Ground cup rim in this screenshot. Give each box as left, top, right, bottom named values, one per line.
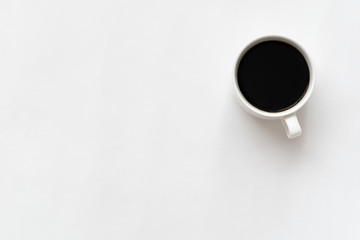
left=234, top=35, right=315, bottom=119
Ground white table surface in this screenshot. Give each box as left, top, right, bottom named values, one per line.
left=1, top=0, right=360, bottom=239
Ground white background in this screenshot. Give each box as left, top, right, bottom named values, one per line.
left=1, top=0, right=360, bottom=239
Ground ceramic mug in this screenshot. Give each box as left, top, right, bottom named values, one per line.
left=233, top=36, right=315, bottom=139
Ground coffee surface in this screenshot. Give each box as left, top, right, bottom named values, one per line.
left=237, top=40, right=310, bottom=112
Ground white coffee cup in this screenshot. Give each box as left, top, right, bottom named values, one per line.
left=233, top=36, right=315, bottom=139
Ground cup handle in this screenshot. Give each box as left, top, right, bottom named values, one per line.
left=281, top=114, right=302, bottom=139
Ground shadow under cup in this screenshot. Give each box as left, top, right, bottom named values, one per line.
left=236, top=40, right=310, bottom=113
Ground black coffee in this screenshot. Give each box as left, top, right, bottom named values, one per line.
left=237, top=40, right=309, bottom=112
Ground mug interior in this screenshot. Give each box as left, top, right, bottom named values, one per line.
left=234, top=36, right=314, bottom=119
